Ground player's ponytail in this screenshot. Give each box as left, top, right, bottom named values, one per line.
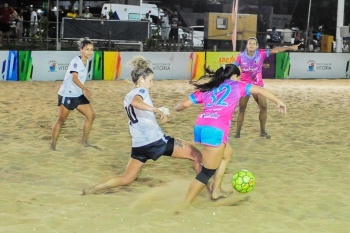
left=191, top=64, right=240, bottom=92
left=129, top=56, right=154, bottom=84
left=77, top=37, right=93, bottom=49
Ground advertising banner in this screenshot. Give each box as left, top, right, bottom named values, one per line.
left=103, top=52, right=205, bottom=80
left=206, top=52, right=239, bottom=70
left=0, top=50, right=18, bottom=81
left=18, top=51, right=101, bottom=81
left=287, top=53, right=350, bottom=79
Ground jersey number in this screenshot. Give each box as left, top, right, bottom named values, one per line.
left=125, top=105, right=138, bottom=124
left=206, top=84, right=231, bottom=107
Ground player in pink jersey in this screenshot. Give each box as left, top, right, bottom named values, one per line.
left=234, top=37, right=299, bottom=139
left=175, top=64, right=286, bottom=207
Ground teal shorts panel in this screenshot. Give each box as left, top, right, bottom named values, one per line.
left=194, top=125, right=224, bottom=147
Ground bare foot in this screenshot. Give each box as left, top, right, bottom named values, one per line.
left=233, top=134, right=240, bottom=138
left=260, top=132, right=271, bottom=139
left=211, top=190, right=233, bottom=200
left=174, top=201, right=191, bottom=215
left=82, top=186, right=97, bottom=195
left=82, top=142, right=100, bottom=150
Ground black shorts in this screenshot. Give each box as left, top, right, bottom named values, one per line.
left=58, top=95, right=90, bottom=110
left=131, top=136, right=175, bottom=163
left=0, top=23, right=11, bottom=33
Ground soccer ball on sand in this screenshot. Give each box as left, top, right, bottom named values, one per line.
left=232, top=169, right=255, bottom=193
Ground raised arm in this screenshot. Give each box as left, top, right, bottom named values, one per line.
left=174, top=98, right=193, bottom=112
left=269, top=43, right=300, bottom=54
left=249, top=86, right=287, bottom=114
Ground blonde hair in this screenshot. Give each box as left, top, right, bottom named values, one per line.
left=128, top=56, right=153, bottom=84
left=77, top=37, right=93, bottom=49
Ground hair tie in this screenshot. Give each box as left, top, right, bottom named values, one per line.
left=222, top=64, right=226, bottom=70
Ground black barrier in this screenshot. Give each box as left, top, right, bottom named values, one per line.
left=62, top=18, right=150, bottom=41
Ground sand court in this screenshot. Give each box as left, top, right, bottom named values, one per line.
left=0, top=79, right=349, bottom=232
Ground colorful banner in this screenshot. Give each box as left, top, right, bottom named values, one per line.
left=189, top=52, right=206, bottom=80
left=103, top=52, right=205, bottom=80
left=103, top=51, right=121, bottom=81
left=206, top=52, right=239, bottom=71
left=17, top=51, right=101, bottom=81
left=19, top=51, right=33, bottom=81
left=91, top=51, right=103, bottom=80
left=275, top=52, right=290, bottom=79
left=1, top=50, right=18, bottom=81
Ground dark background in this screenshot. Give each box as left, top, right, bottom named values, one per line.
left=3, top=0, right=350, bottom=36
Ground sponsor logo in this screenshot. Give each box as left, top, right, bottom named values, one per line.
left=307, top=60, right=332, bottom=72
left=49, top=60, right=56, bottom=72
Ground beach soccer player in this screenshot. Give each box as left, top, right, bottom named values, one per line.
left=50, top=37, right=95, bottom=151
left=234, top=37, right=299, bottom=139
left=175, top=64, right=286, bottom=207
left=82, top=56, right=202, bottom=195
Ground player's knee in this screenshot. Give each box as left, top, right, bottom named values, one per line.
left=196, top=166, right=216, bottom=185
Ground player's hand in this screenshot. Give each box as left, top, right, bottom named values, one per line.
left=276, top=102, right=287, bottom=114
left=84, top=88, right=93, bottom=99
left=290, top=43, right=301, bottom=51
left=157, top=110, right=168, bottom=123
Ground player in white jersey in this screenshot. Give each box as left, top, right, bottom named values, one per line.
left=82, top=56, right=202, bottom=195
left=50, top=38, right=95, bottom=151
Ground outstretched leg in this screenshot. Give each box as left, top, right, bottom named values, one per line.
left=183, top=144, right=225, bottom=207
left=82, top=158, right=144, bottom=195
left=234, top=96, right=250, bottom=138
left=210, top=143, right=233, bottom=200
left=171, top=138, right=202, bottom=173
left=50, top=105, right=70, bottom=151
left=253, top=94, right=270, bottom=139
left=77, top=104, right=96, bottom=147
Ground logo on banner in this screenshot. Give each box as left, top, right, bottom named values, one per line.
left=218, top=56, right=235, bottom=64
left=307, top=60, right=315, bottom=72
left=307, top=60, right=332, bottom=72
left=49, top=61, right=57, bottom=72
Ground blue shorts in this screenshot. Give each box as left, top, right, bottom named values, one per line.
left=131, top=136, right=175, bottom=163
left=194, top=125, right=226, bottom=147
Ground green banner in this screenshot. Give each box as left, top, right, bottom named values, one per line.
left=19, top=51, right=33, bottom=81
left=275, top=52, right=290, bottom=79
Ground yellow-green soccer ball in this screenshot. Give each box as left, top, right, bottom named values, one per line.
left=232, top=169, right=255, bottom=193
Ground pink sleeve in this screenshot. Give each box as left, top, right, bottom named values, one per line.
left=259, top=49, right=268, bottom=59
left=234, top=53, right=241, bottom=66
left=189, top=91, right=203, bottom=104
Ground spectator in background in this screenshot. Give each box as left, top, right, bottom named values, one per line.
left=66, top=6, right=77, bottom=18
left=0, top=3, right=15, bottom=46
left=168, top=10, right=180, bottom=43
left=16, top=9, right=24, bottom=39
left=268, top=27, right=281, bottom=48
left=257, top=14, right=267, bottom=49
left=80, top=7, right=93, bottom=18
left=281, top=24, right=293, bottom=44
left=160, top=11, right=170, bottom=41
left=29, top=6, right=38, bottom=36
left=142, top=12, right=152, bottom=23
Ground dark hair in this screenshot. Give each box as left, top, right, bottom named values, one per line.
left=129, top=56, right=154, bottom=84
left=191, top=64, right=241, bottom=92
left=77, top=37, right=93, bottom=49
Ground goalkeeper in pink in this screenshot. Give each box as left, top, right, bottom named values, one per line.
left=175, top=64, right=286, bottom=207
left=234, top=37, right=299, bottom=139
